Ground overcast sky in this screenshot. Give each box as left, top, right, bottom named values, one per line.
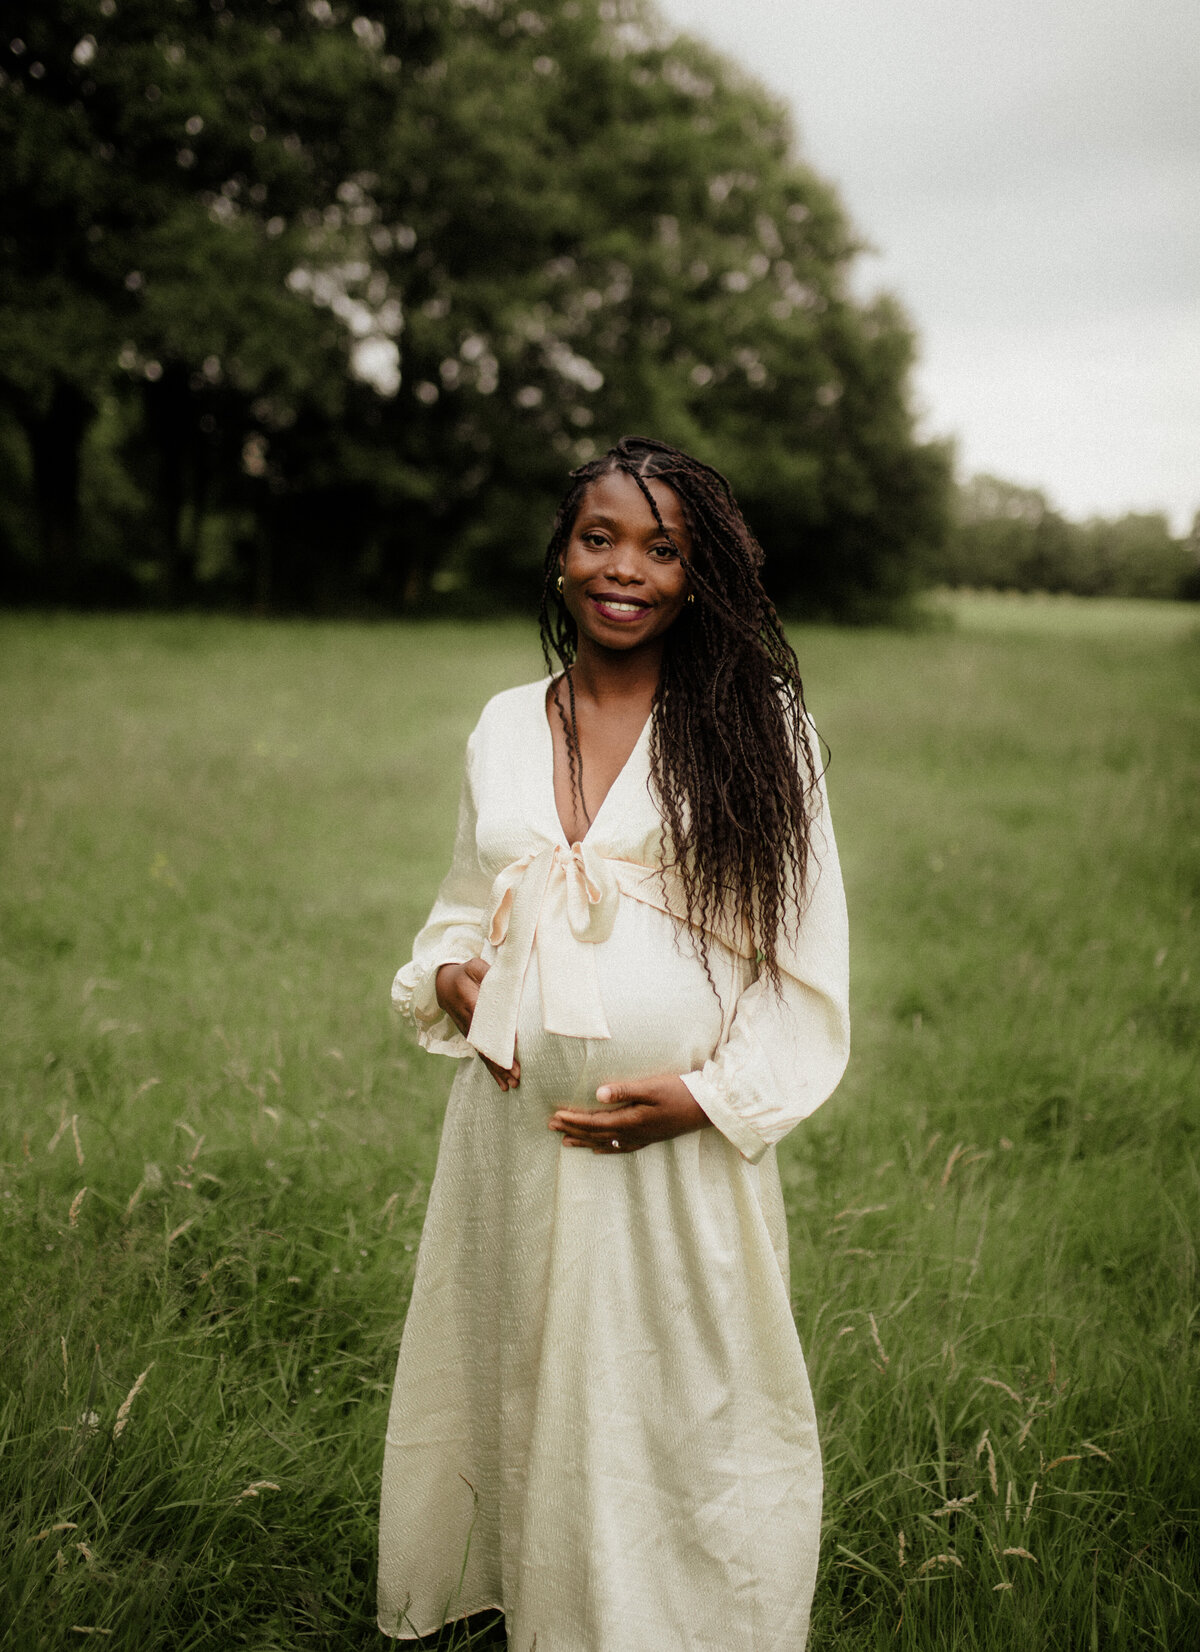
left=657, top=0, right=1200, bottom=531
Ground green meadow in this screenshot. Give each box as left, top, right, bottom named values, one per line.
left=1, top=598, right=1197, bottom=1650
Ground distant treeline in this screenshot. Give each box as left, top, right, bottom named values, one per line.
left=1, top=0, right=950, bottom=619
left=936, top=476, right=1199, bottom=602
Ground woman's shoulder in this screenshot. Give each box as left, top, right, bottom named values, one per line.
left=469, top=677, right=550, bottom=743
left=477, top=676, right=549, bottom=721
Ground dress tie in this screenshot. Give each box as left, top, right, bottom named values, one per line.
left=467, top=841, right=620, bottom=1070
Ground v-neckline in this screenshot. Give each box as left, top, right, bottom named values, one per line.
left=540, top=678, right=652, bottom=848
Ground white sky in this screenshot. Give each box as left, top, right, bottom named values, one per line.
left=657, top=0, right=1200, bottom=531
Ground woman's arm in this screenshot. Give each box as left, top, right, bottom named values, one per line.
left=392, top=727, right=493, bottom=1057
left=682, top=757, right=850, bottom=1160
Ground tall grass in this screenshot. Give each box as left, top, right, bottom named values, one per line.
left=0, top=603, right=1196, bottom=1649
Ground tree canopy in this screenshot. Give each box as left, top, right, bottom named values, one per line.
left=2, top=0, right=950, bottom=616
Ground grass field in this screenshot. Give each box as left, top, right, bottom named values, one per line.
left=1, top=600, right=1197, bottom=1650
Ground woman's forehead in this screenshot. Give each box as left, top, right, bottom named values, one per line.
left=577, top=471, right=690, bottom=537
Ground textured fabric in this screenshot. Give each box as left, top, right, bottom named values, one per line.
left=379, top=679, right=850, bottom=1649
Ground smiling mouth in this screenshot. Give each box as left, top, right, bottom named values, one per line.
left=589, top=594, right=649, bottom=618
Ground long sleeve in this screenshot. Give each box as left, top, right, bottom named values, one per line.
left=391, top=729, right=491, bottom=1057
left=680, top=762, right=850, bottom=1164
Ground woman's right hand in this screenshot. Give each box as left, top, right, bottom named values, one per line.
left=435, top=959, right=521, bottom=1091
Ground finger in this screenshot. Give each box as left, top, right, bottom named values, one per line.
left=550, top=1106, right=647, bottom=1134
left=482, top=1056, right=517, bottom=1091
left=594, top=1083, right=630, bottom=1108
left=462, top=957, right=490, bottom=983
left=594, top=1085, right=661, bottom=1113
left=558, top=1133, right=641, bottom=1153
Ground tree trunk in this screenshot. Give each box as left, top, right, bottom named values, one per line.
left=25, top=380, right=93, bottom=595
left=144, top=365, right=196, bottom=605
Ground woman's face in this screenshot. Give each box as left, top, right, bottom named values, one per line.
left=559, top=471, right=692, bottom=655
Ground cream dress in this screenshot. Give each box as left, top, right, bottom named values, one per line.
left=379, top=679, right=850, bottom=1651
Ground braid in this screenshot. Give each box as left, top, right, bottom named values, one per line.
left=538, top=437, right=821, bottom=983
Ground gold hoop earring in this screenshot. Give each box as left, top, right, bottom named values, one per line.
left=686, top=592, right=695, bottom=606
left=556, top=574, right=564, bottom=595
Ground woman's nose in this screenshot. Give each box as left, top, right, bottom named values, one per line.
left=604, top=540, right=644, bottom=581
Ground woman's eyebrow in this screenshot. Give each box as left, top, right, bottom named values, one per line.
left=578, top=511, right=682, bottom=537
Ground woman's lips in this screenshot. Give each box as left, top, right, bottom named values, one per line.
left=588, top=593, right=650, bottom=623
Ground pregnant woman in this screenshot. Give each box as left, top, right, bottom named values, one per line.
left=379, top=437, right=850, bottom=1650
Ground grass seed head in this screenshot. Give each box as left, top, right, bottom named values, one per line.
left=916, top=1553, right=963, bottom=1575
left=976, top=1428, right=998, bottom=1495
left=933, top=1493, right=979, bottom=1516
left=940, top=1141, right=967, bottom=1187
left=981, top=1375, right=1024, bottom=1405
left=112, top=1365, right=153, bottom=1440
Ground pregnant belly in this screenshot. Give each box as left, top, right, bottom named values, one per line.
left=514, top=899, right=732, bottom=1104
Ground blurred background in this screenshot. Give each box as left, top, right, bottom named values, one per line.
left=3, top=0, right=1197, bottom=620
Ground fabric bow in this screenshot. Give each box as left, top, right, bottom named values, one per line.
left=467, top=840, right=620, bottom=1070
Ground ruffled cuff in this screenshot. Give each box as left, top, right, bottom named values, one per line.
left=680, top=1067, right=771, bottom=1164
left=391, top=958, right=476, bottom=1059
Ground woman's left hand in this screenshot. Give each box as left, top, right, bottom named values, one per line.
left=549, top=1074, right=711, bottom=1154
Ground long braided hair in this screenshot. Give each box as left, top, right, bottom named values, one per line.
left=538, top=436, right=821, bottom=982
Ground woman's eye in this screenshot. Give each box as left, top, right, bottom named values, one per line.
left=650, top=543, right=678, bottom=559
left=581, top=532, right=608, bottom=548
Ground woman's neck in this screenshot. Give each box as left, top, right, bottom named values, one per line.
left=569, top=636, right=665, bottom=711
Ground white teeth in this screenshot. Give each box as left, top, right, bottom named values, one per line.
left=598, top=599, right=643, bottom=612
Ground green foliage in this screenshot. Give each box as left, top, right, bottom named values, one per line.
left=934, top=475, right=1200, bottom=600
left=0, top=0, right=948, bottom=617
left=0, top=604, right=1197, bottom=1647
left=0, top=0, right=440, bottom=597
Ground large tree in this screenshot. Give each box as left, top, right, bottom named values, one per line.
left=351, top=0, right=949, bottom=614
left=0, top=0, right=438, bottom=597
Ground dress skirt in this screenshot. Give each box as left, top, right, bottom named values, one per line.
left=378, top=897, right=823, bottom=1651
